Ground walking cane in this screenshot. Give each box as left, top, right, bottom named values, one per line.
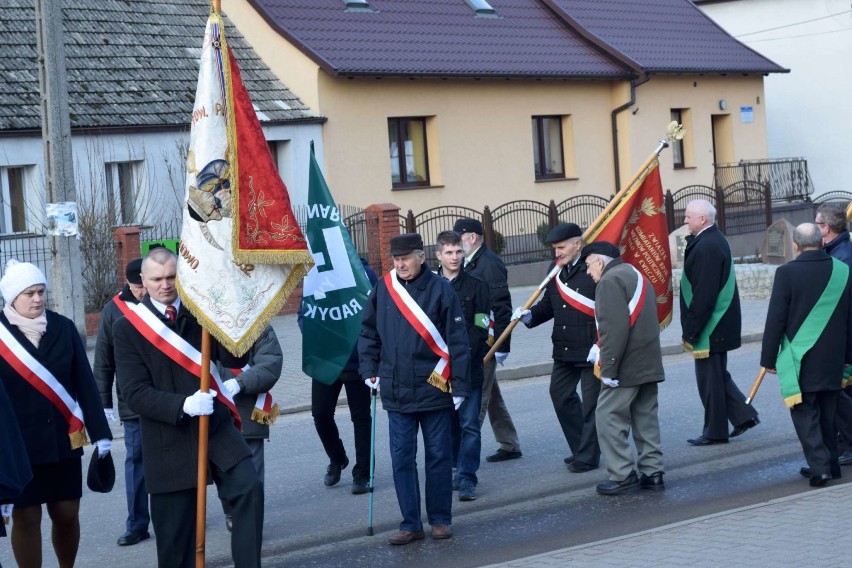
left=367, top=386, right=378, bottom=536
left=745, top=367, right=767, bottom=405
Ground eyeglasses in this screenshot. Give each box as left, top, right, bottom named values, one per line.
left=815, top=221, right=827, bottom=226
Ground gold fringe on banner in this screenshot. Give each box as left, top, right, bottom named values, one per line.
left=427, top=371, right=452, bottom=393
left=251, top=403, right=280, bottom=425
left=784, top=393, right=803, bottom=408
left=69, top=428, right=89, bottom=450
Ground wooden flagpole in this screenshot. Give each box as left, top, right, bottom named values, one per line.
left=195, top=329, right=212, bottom=568
left=195, top=6, right=220, bottom=567
left=745, top=367, right=767, bottom=406
left=484, top=122, right=684, bottom=364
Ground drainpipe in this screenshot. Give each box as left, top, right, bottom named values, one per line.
left=611, top=75, right=651, bottom=194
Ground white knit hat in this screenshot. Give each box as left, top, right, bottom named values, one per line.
left=0, top=259, right=47, bottom=305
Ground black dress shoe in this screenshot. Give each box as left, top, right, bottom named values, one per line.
left=800, top=467, right=841, bottom=480
left=730, top=418, right=760, bottom=438
left=838, top=450, right=852, bottom=466
left=566, top=460, right=598, bottom=473
left=485, top=449, right=522, bottom=462
left=564, top=455, right=576, bottom=465
left=323, top=456, right=349, bottom=487
left=596, top=471, right=639, bottom=495
left=640, top=471, right=665, bottom=491
left=117, top=530, right=150, bottom=546
left=687, top=436, right=728, bottom=446
left=810, top=473, right=831, bottom=487
left=351, top=478, right=369, bottom=495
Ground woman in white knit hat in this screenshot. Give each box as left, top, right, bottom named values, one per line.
left=0, top=259, right=112, bottom=567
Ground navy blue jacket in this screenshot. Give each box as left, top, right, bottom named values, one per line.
left=359, top=267, right=471, bottom=413
left=824, top=231, right=852, bottom=266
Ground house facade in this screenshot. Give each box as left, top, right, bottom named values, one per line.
left=223, top=0, right=785, bottom=215
left=695, top=0, right=851, bottom=196
left=0, top=0, right=324, bottom=238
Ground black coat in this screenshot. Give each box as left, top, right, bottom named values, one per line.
left=113, top=297, right=250, bottom=494
left=760, top=250, right=852, bottom=392
left=528, top=259, right=596, bottom=363
left=824, top=231, right=852, bottom=266
left=680, top=225, right=742, bottom=353
left=0, top=310, right=112, bottom=466
left=93, top=285, right=140, bottom=420
left=464, top=244, right=513, bottom=353
left=438, top=268, right=490, bottom=389
left=359, top=267, right=471, bottom=413
left=0, top=377, right=31, bottom=505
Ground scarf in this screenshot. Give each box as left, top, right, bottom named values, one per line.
left=3, top=305, right=47, bottom=347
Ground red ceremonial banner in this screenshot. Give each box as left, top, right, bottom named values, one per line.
left=226, top=48, right=308, bottom=263
left=587, top=161, right=673, bottom=328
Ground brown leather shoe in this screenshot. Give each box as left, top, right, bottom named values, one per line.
left=387, top=530, right=425, bottom=545
left=431, top=524, right=453, bottom=539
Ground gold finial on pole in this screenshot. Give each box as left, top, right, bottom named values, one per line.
left=212, top=0, right=221, bottom=14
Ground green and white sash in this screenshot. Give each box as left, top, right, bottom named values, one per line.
left=681, top=257, right=736, bottom=358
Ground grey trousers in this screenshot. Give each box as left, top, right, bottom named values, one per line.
left=596, top=382, right=664, bottom=481
left=479, top=358, right=521, bottom=452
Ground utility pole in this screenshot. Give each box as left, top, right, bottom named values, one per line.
left=34, top=0, right=86, bottom=340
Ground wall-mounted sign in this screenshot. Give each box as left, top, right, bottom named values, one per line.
left=740, top=106, right=754, bottom=123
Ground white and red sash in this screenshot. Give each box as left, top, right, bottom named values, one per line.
left=120, top=300, right=242, bottom=429
left=228, top=364, right=280, bottom=425
left=0, top=322, right=88, bottom=449
left=591, top=265, right=647, bottom=377
left=554, top=268, right=595, bottom=317
left=384, top=270, right=452, bottom=392
left=486, top=310, right=495, bottom=346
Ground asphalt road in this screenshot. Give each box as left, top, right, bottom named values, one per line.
left=2, top=342, right=844, bottom=568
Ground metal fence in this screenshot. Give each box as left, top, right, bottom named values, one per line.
left=664, top=182, right=772, bottom=235
left=714, top=158, right=813, bottom=203
left=813, top=191, right=852, bottom=208
left=0, top=233, right=53, bottom=308
left=292, top=203, right=372, bottom=263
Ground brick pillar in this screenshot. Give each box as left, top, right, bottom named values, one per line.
left=365, top=203, right=402, bottom=275
left=113, top=225, right=143, bottom=288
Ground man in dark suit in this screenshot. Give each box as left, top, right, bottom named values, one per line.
left=761, top=223, right=852, bottom=486
left=514, top=223, right=600, bottom=472
left=681, top=199, right=759, bottom=446
left=113, top=248, right=262, bottom=568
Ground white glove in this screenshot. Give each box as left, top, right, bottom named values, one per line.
left=511, top=308, right=532, bottom=325
left=453, top=396, right=465, bottom=411
left=601, top=377, right=620, bottom=388
left=365, top=377, right=380, bottom=391
left=1, top=503, right=12, bottom=520
left=223, top=378, right=241, bottom=397
left=94, top=438, right=112, bottom=458
left=495, top=352, right=509, bottom=366
left=586, top=344, right=600, bottom=365
left=183, top=389, right=218, bottom=417
left=104, top=408, right=116, bottom=422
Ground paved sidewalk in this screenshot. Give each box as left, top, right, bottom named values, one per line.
left=485, top=482, right=852, bottom=567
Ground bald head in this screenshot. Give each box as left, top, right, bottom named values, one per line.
left=793, top=223, right=823, bottom=252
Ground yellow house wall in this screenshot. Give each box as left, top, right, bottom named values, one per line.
left=317, top=75, right=621, bottom=212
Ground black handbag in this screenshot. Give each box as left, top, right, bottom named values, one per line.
left=86, top=447, right=115, bottom=493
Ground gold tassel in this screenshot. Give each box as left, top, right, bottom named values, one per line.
left=486, top=336, right=494, bottom=347
left=251, top=403, right=280, bottom=425
left=784, top=393, right=803, bottom=408
left=593, top=363, right=601, bottom=379
left=68, top=428, right=89, bottom=450
left=843, top=378, right=850, bottom=389
left=427, top=371, right=452, bottom=393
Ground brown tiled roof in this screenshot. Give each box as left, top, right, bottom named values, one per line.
left=547, top=0, right=787, bottom=74
left=246, top=0, right=633, bottom=79
left=0, top=0, right=320, bottom=132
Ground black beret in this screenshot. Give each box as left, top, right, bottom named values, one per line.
left=453, top=218, right=483, bottom=235
left=87, top=447, right=115, bottom=493
left=125, top=258, right=143, bottom=285
left=390, top=233, right=424, bottom=256
left=545, top=223, right=582, bottom=244
left=581, top=241, right=621, bottom=259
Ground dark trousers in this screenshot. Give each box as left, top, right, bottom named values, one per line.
left=451, top=386, right=483, bottom=485
left=221, top=438, right=264, bottom=517
left=694, top=352, right=758, bottom=440
left=791, top=391, right=840, bottom=478
left=550, top=361, right=600, bottom=465
left=834, top=387, right=852, bottom=452
left=311, top=372, right=372, bottom=481
left=387, top=408, right=453, bottom=532
left=122, top=418, right=150, bottom=533
left=150, top=457, right=263, bottom=568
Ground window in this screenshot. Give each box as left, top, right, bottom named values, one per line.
left=532, top=116, right=565, bottom=180
left=105, top=161, right=141, bottom=225
left=670, top=109, right=685, bottom=168
left=388, top=117, right=430, bottom=188
left=0, top=166, right=30, bottom=234
left=267, top=140, right=280, bottom=172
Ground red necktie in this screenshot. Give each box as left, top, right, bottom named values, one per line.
left=165, top=305, right=177, bottom=322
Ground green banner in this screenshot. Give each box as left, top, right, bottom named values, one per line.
left=301, top=142, right=373, bottom=385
